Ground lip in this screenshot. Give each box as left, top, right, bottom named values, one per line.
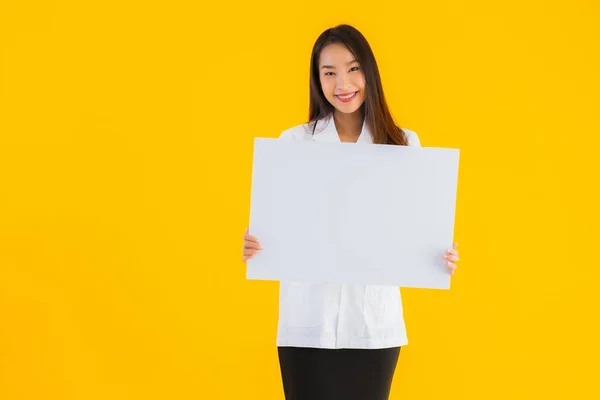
left=335, top=91, right=358, bottom=103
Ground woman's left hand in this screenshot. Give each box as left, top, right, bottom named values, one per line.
left=443, top=243, right=460, bottom=275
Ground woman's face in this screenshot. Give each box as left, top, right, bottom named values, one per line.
left=318, top=43, right=366, bottom=114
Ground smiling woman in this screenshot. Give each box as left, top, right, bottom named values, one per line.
left=319, top=44, right=366, bottom=110
left=307, top=25, right=410, bottom=146
left=242, top=24, right=460, bottom=400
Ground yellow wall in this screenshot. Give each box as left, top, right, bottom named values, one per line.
left=1, top=1, right=599, bottom=399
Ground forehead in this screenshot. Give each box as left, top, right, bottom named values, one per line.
left=319, top=43, right=357, bottom=66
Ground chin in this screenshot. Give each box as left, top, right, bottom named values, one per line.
left=334, top=102, right=365, bottom=115
left=328, top=98, right=365, bottom=115
left=335, top=107, right=360, bottom=114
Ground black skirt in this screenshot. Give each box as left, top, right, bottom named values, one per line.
left=277, top=346, right=400, bottom=400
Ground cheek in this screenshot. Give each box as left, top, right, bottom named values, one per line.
left=355, top=73, right=366, bottom=91
left=320, top=78, right=335, bottom=97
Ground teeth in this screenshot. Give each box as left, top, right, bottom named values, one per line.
left=338, top=92, right=355, bottom=99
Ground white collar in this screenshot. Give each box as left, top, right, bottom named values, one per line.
left=311, top=115, right=373, bottom=144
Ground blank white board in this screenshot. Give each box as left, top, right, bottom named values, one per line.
left=247, top=138, right=460, bottom=289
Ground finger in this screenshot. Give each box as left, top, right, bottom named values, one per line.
left=244, top=233, right=260, bottom=243
left=244, top=231, right=259, bottom=241
left=246, top=242, right=262, bottom=251
left=446, top=248, right=459, bottom=257
left=443, top=254, right=459, bottom=262
left=453, top=242, right=459, bottom=249
left=244, top=241, right=262, bottom=251
left=243, top=248, right=258, bottom=257
left=446, top=261, right=457, bottom=271
left=242, top=249, right=260, bottom=261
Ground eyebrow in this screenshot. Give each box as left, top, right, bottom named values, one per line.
left=321, top=59, right=358, bottom=69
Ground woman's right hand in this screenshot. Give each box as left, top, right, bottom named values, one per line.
left=242, top=228, right=262, bottom=262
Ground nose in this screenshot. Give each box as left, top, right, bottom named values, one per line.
left=336, top=72, right=351, bottom=90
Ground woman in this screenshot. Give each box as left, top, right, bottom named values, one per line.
left=242, top=24, right=460, bottom=400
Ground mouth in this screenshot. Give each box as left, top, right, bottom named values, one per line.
left=335, top=91, right=358, bottom=103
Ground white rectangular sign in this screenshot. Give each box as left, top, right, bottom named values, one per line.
left=247, top=138, right=460, bottom=289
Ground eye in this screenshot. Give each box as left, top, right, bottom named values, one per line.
left=324, top=71, right=335, bottom=76
left=349, top=66, right=360, bottom=72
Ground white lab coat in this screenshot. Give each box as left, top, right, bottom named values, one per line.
left=275, top=115, right=422, bottom=349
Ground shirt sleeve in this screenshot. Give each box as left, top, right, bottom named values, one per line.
left=278, top=128, right=297, bottom=140
left=404, top=129, right=421, bottom=147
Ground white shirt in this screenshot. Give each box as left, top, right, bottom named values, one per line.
left=275, top=115, right=422, bottom=349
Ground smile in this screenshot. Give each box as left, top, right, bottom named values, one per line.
left=335, top=92, right=358, bottom=103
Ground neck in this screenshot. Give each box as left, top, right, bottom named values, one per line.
left=333, top=109, right=363, bottom=142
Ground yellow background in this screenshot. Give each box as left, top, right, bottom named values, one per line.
left=1, top=0, right=599, bottom=399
